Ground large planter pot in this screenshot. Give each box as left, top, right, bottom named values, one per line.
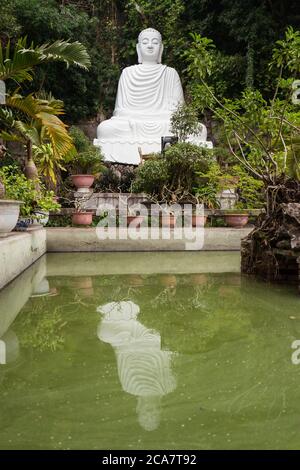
left=192, top=214, right=207, bottom=227
left=72, top=211, right=93, bottom=226
left=0, top=200, right=23, bottom=237
left=127, top=215, right=144, bottom=228
left=225, top=213, right=249, bottom=228
left=71, top=174, right=95, bottom=193
left=160, top=214, right=177, bottom=228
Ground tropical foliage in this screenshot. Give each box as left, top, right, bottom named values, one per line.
left=0, top=35, right=90, bottom=186
left=183, top=27, right=300, bottom=192
left=1, top=1, right=299, bottom=122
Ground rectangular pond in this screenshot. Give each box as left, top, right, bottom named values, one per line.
left=0, top=252, right=300, bottom=450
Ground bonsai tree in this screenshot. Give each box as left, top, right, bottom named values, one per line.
left=132, top=142, right=213, bottom=203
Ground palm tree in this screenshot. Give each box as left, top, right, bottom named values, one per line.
left=0, top=37, right=90, bottom=184
left=0, top=91, right=76, bottom=184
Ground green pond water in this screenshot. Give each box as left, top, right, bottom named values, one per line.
left=0, top=252, right=300, bottom=450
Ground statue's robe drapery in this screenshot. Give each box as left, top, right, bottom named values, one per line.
left=95, top=64, right=184, bottom=164
left=114, top=64, right=184, bottom=138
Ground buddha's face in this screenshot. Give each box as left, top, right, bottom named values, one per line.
left=137, top=31, right=163, bottom=64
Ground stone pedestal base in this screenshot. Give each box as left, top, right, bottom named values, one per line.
left=94, top=138, right=213, bottom=165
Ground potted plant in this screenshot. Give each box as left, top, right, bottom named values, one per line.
left=127, top=207, right=145, bottom=228
left=0, top=165, right=61, bottom=234
left=195, top=162, right=236, bottom=211
left=160, top=207, right=177, bottom=228
left=223, top=165, right=264, bottom=228
left=191, top=206, right=208, bottom=227
left=68, top=126, right=104, bottom=192
left=72, top=192, right=93, bottom=226
left=32, top=192, right=61, bottom=226
left=0, top=167, right=35, bottom=235
left=224, top=207, right=250, bottom=228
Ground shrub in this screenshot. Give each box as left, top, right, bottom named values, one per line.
left=132, top=143, right=213, bottom=203
left=68, top=126, right=104, bottom=175
left=0, top=165, right=60, bottom=217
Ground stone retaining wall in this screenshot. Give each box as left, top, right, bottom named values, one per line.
left=0, top=227, right=46, bottom=290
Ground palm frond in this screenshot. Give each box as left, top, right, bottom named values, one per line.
left=0, top=130, right=23, bottom=142
left=14, top=121, right=41, bottom=146
left=32, top=39, right=91, bottom=70
left=36, top=111, right=75, bottom=156
left=0, top=37, right=90, bottom=83
left=0, top=38, right=37, bottom=82
left=6, top=93, right=40, bottom=118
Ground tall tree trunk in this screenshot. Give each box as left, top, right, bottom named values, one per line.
left=111, top=0, right=117, bottom=64
left=246, top=41, right=255, bottom=89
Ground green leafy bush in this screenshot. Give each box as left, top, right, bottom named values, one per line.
left=0, top=165, right=60, bottom=217
left=170, top=104, right=202, bottom=142
left=195, top=162, right=264, bottom=209
left=132, top=159, right=169, bottom=198
left=132, top=143, right=213, bottom=202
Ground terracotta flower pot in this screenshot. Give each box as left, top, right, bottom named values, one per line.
left=127, top=215, right=144, bottom=228
left=192, top=214, right=207, bottom=227
left=71, top=174, right=95, bottom=192
left=160, top=214, right=177, bottom=228
left=72, top=212, right=93, bottom=225
left=225, top=214, right=249, bottom=228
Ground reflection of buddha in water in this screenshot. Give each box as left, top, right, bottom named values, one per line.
left=97, top=301, right=176, bottom=431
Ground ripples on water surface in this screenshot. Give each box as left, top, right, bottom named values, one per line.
left=0, top=252, right=299, bottom=450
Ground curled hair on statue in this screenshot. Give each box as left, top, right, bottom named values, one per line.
left=138, top=28, right=162, bottom=43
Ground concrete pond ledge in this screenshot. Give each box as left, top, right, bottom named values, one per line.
left=46, top=226, right=253, bottom=252
left=0, top=227, right=46, bottom=291
left=46, top=251, right=241, bottom=276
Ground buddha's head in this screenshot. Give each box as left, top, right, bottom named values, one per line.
left=137, top=28, right=163, bottom=65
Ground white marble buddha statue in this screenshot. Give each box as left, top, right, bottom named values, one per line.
left=94, top=28, right=211, bottom=165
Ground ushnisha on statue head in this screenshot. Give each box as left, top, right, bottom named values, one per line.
left=136, top=28, right=164, bottom=64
